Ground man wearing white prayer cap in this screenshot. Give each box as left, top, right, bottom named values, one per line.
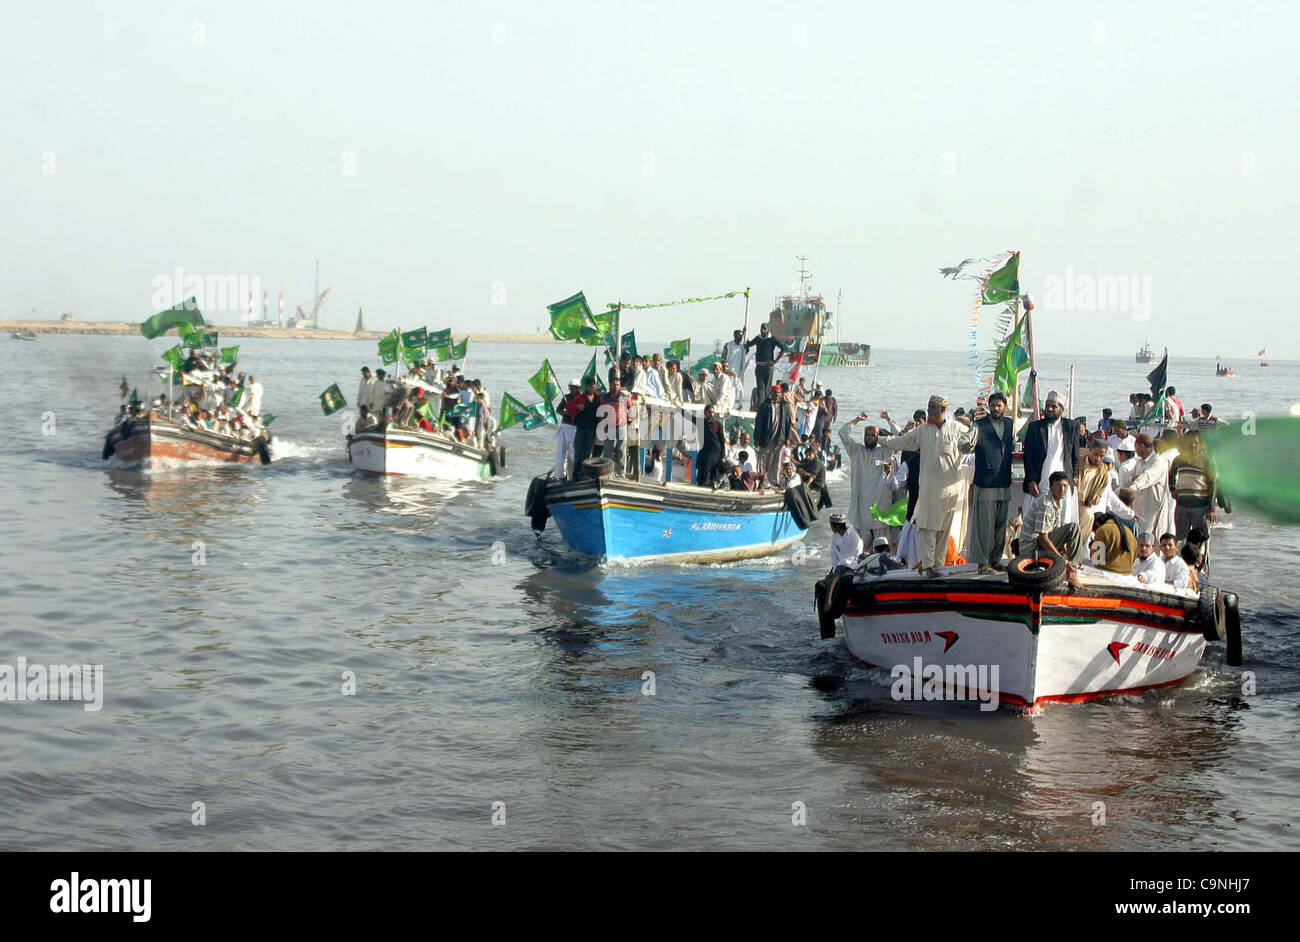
left=1022, top=388, right=1079, bottom=528
left=829, top=512, right=864, bottom=569
left=553, top=378, right=583, bottom=479
left=878, top=393, right=976, bottom=576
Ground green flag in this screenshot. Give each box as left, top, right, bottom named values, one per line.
left=577, top=310, right=616, bottom=346
left=229, top=385, right=243, bottom=408
left=261, top=413, right=276, bottom=426
left=198, top=330, right=218, bottom=348
left=664, top=338, right=691, bottom=361
left=141, top=299, right=204, bottom=339
left=619, top=330, right=638, bottom=358
left=377, top=330, right=400, bottom=364
left=498, top=392, right=530, bottom=430
left=581, top=351, right=607, bottom=392
left=428, top=342, right=452, bottom=362
left=870, top=498, right=909, bottom=527
left=522, top=401, right=557, bottom=429
left=221, top=345, right=240, bottom=364
left=401, top=326, right=428, bottom=349
left=528, top=359, right=562, bottom=403
left=319, top=383, right=346, bottom=415
left=993, top=315, right=1030, bottom=396
left=119, top=375, right=130, bottom=399
left=446, top=337, right=468, bottom=361
left=982, top=253, right=1020, bottom=305
left=161, top=345, right=185, bottom=371
left=452, top=400, right=480, bottom=420
left=177, top=321, right=204, bottom=346
left=417, top=401, right=433, bottom=421
left=689, top=350, right=722, bottom=375
left=547, top=291, right=594, bottom=341
left=426, top=328, right=452, bottom=348
left=401, top=343, right=424, bottom=364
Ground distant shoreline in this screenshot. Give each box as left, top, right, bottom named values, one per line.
left=0, top=319, right=554, bottom=343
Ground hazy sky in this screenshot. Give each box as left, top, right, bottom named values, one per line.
left=3, top=1, right=1296, bottom=357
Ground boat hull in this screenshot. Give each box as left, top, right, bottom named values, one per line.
left=834, top=571, right=1208, bottom=708
left=347, top=429, right=494, bottom=480
left=109, top=416, right=267, bottom=467
left=540, top=475, right=808, bottom=563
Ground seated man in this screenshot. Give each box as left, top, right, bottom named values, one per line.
left=1088, top=511, right=1137, bottom=574
left=829, top=513, right=863, bottom=570
left=1023, top=471, right=1085, bottom=584
left=1131, top=531, right=1164, bottom=585
left=1160, top=532, right=1192, bottom=588
left=727, top=462, right=748, bottom=491
left=356, top=406, right=378, bottom=430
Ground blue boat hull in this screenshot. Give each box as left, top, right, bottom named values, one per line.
left=538, top=475, right=809, bottom=563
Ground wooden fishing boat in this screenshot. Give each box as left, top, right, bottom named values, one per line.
left=347, top=425, right=503, bottom=479
left=104, top=413, right=272, bottom=467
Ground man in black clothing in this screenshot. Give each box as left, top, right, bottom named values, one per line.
left=696, top=405, right=726, bottom=487
left=1022, top=390, right=1079, bottom=497
left=754, top=384, right=791, bottom=484
left=901, top=409, right=925, bottom=520
left=744, top=324, right=787, bottom=392
left=572, top=378, right=602, bottom=470
left=970, top=390, right=1016, bottom=571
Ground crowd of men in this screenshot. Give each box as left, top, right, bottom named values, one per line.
left=830, top=384, right=1228, bottom=591
left=120, top=349, right=268, bottom=440
left=352, top=361, right=494, bottom=445
left=549, top=323, right=841, bottom=493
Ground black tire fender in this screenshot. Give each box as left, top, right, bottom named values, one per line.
left=815, top=569, right=854, bottom=639
left=1006, top=552, right=1067, bottom=590
left=1199, top=586, right=1224, bottom=642
left=525, top=475, right=550, bottom=532
left=1222, top=591, right=1242, bottom=667
left=254, top=436, right=272, bottom=465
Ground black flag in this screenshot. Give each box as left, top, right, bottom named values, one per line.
left=1146, top=349, right=1168, bottom=398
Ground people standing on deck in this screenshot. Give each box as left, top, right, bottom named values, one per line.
left=571, top=378, right=601, bottom=471
left=244, top=375, right=263, bottom=418
left=704, top=361, right=729, bottom=414
left=745, top=323, right=787, bottom=392
left=877, top=395, right=976, bottom=578
left=1164, top=387, right=1184, bottom=427
left=723, top=329, right=748, bottom=406
left=754, top=384, right=792, bottom=485
left=839, top=410, right=899, bottom=547
left=897, top=409, right=926, bottom=521
left=665, top=360, right=685, bottom=403
left=1022, top=390, right=1078, bottom=524
left=357, top=367, right=375, bottom=414
left=1170, top=431, right=1221, bottom=538
left=1128, top=432, right=1174, bottom=538
left=554, top=379, right=582, bottom=479
left=829, top=512, right=864, bottom=569
left=693, top=370, right=709, bottom=405
left=597, top=376, right=630, bottom=473
left=969, top=390, right=1016, bottom=572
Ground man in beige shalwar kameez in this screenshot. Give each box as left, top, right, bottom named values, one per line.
left=878, top=394, right=976, bottom=576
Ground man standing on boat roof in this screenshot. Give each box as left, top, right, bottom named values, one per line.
left=723, top=329, right=748, bottom=408
left=839, top=409, right=899, bottom=548
left=877, top=395, right=976, bottom=577
left=744, top=324, right=787, bottom=392
left=969, top=390, right=1016, bottom=573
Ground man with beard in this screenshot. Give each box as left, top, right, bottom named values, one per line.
left=1022, top=389, right=1079, bottom=524
left=1129, top=432, right=1175, bottom=538
left=969, top=390, right=1015, bottom=572
left=839, top=410, right=900, bottom=546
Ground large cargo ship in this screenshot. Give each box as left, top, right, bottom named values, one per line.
left=767, top=258, right=870, bottom=367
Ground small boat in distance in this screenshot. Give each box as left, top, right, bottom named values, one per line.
left=1135, top=339, right=1153, bottom=363
left=9, top=330, right=38, bottom=341
left=769, top=258, right=871, bottom=367
left=1259, top=348, right=1269, bottom=367
left=1216, top=359, right=1235, bottom=377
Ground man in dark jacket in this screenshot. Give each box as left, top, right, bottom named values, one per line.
left=1022, top=390, right=1078, bottom=498
left=753, top=384, right=791, bottom=485
left=901, top=409, right=925, bottom=520
left=970, top=391, right=1016, bottom=570
left=572, top=378, right=602, bottom=470
left=695, top=406, right=726, bottom=487
left=744, top=324, right=787, bottom=391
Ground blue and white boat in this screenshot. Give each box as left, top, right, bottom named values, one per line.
left=528, top=473, right=812, bottom=563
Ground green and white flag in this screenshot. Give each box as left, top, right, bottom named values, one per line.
left=446, top=336, right=468, bottom=361
left=220, top=345, right=240, bottom=365
left=528, top=359, right=562, bottom=403
left=377, top=330, right=400, bottom=364
left=229, top=385, right=243, bottom=408
left=141, top=298, right=204, bottom=339
left=319, top=383, right=346, bottom=415
left=401, top=326, right=428, bottom=350
left=522, top=402, right=556, bottom=429
left=993, top=315, right=1030, bottom=396
left=497, top=392, right=530, bottom=430
left=177, top=321, right=204, bottom=347
left=664, top=338, right=691, bottom=361
left=161, top=345, right=185, bottom=371
left=547, top=291, right=594, bottom=342
left=577, top=310, right=615, bottom=346
left=619, top=330, right=638, bottom=359
left=261, top=413, right=276, bottom=426
left=426, top=328, right=452, bottom=349
left=581, top=351, right=607, bottom=392
left=982, top=253, right=1020, bottom=305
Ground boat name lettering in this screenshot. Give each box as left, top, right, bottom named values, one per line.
left=881, top=631, right=932, bottom=644
left=1130, top=641, right=1175, bottom=661
left=689, top=522, right=742, bottom=531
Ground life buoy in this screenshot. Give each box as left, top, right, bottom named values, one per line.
left=1005, top=552, right=1067, bottom=590
left=1222, top=591, right=1242, bottom=666
left=254, top=436, right=272, bottom=465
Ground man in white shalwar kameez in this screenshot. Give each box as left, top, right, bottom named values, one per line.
left=878, top=394, right=977, bottom=575
left=838, top=410, right=900, bottom=546
left=1128, top=432, right=1175, bottom=539
left=724, top=330, right=748, bottom=408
